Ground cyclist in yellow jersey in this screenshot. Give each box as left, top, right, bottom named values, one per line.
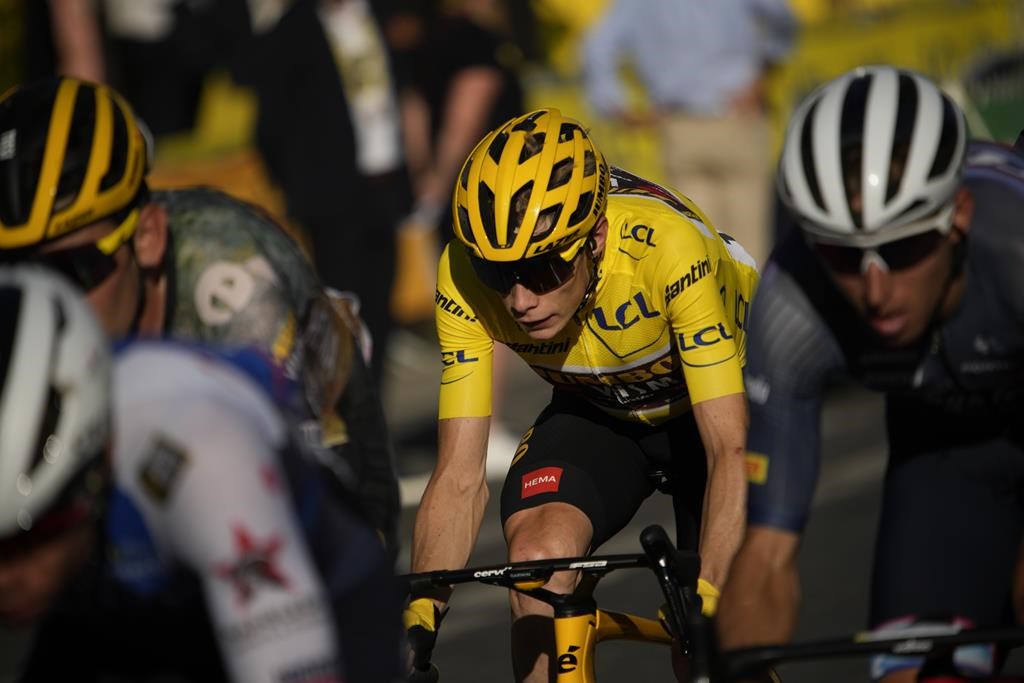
left=404, top=109, right=759, bottom=682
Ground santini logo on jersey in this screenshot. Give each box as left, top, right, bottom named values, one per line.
left=665, top=258, right=712, bottom=304
left=506, top=339, right=571, bottom=355
left=435, top=290, right=477, bottom=322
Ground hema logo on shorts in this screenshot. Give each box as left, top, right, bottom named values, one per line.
left=521, top=466, right=564, bottom=499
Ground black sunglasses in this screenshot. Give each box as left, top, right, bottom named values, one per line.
left=27, top=208, right=139, bottom=291
left=812, top=229, right=946, bottom=275
left=469, top=249, right=581, bottom=295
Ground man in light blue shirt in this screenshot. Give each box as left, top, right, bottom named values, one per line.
left=581, top=0, right=797, bottom=265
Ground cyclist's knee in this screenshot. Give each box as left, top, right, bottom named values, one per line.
left=505, top=503, right=592, bottom=561
left=742, top=525, right=800, bottom=564
left=505, top=503, right=592, bottom=600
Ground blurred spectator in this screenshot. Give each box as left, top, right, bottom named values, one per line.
left=101, top=0, right=253, bottom=136
left=12, top=0, right=105, bottom=86
left=16, top=0, right=410, bottom=383
left=390, top=0, right=534, bottom=474
left=581, top=0, right=798, bottom=266
left=392, top=0, right=526, bottom=246
left=237, top=0, right=413, bottom=383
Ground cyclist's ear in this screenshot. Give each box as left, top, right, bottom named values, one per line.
left=133, top=202, right=169, bottom=270
left=951, top=187, right=974, bottom=240
left=592, top=216, right=609, bottom=257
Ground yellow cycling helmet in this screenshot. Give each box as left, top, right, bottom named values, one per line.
left=453, top=108, right=610, bottom=262
left=0, top=77, right=149, bottom=250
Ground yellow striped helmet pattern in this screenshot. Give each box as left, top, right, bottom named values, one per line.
left=0, top=77, right=148, bottom=249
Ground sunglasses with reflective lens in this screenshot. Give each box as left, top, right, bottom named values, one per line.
left=812, top=229, right=946, bottom=275
left=469, top=249, right=580, bottom=295
left=31, top=208, right=140, bottom=291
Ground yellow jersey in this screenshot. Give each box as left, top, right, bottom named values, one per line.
left=435, top=167, right=759, bottom=425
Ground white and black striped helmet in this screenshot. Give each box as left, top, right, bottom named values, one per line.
left=0, top=266, right=110, bottom=538
left=779, top=65, right=967, bottom=246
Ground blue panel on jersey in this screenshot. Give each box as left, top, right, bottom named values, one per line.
left=105, top=488, right=170, bottom=596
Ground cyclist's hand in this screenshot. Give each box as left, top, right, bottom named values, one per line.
left=404, top=597, right=445, bottom=680
left=697, top=578, right=720, bottom=617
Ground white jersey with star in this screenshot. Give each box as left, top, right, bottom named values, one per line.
left=111, top=343, right=343, bottom=683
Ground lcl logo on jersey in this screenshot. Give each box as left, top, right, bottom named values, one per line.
left=440, top=349, right=478, bottom=366
left=593, top=292, right=659, bottom=331
left=677, top=322, right=733, bottom=350
left=620, top=223, right=656, bottom=246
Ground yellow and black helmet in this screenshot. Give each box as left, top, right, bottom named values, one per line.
left=453, top=108, right=610, bottom=262
left=0, top=77, right=149, bottom=250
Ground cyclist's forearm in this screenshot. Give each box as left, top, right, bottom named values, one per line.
left=410, top=417, right=491, bottom=583
left=691, top=394, right=749, bottom=588
left=411, top=472, right=489, bottom=577
left=718, top=527, right=801, bottom=648
left=698, top=445, right=747, bottom=587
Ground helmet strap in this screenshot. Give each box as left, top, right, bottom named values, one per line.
left=922, top=227, right=968, bottom=340
left=572, top=234, right=602, bottom=323
left=126, top=240, right=146, bottom=337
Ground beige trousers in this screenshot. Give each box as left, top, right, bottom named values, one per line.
left=658, top=111, right=773, bottom=267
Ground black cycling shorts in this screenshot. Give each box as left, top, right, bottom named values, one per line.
left=870, top=394, right=1024, bottom=629
left=499, top=391, right=707, bottom=550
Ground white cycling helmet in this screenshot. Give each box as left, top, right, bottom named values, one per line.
left=779, top=65, right=967, bottom=247
left=0, top=266, right=111, bottom=539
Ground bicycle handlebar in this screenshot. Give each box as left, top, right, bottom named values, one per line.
left=400, top=553, right=668, bottom=594
left=401, top=525, right=1024, bottom=682
left=719, top=626, right=1024, bottom=682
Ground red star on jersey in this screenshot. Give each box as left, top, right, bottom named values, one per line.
left=214, top=525, right=289, bottom=605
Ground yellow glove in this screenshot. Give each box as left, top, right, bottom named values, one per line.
left=404, top=598, right=445, bottom=679
left=697, top=578, right=720, bottom=617
left=403, top=597, right=438, bottom=631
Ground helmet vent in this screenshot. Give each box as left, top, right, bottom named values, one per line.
left=531, top=204, right=562, bottom=242
left=799, top=99, right=826, bottom=213
left=479, top=183, right=498, bottom=245
left=28, top=386, right=62, bottom=475
left=28, top=295, right=66, bottom=474
left=519, top=133, right=545, bottom=163
left=558, top=123, right=577, bottom=143
left=548, top=158, right=573, bottom=190
left=459, top=161, right=471, bottom=190
left=100, top=100, right=129, bottom=192
left=568, top=191, right=593, bottom=226
left=457, top=205, right=475, bottom=244
left=927, top=99, right=961, bottom=181
left=885, top=74, right=919, bottom=203
left=488, top=132, right=509, bottom=164
left=511, top=111, right=544, bottom=132
left=840, top=74, right=873, bottom=228
left=54, top=86, right=98, bottom=210
left=508, top=181, right=533, bottom=242
left=583, top=151, right=596, bottom=177
left=0, top=286, right=22, bottom=401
